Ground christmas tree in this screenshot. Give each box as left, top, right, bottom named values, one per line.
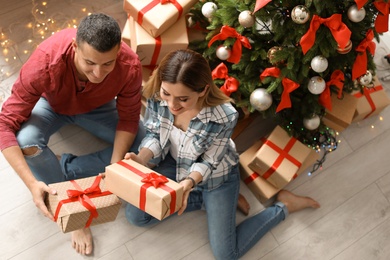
left=187, top=0, right=387, bottom=150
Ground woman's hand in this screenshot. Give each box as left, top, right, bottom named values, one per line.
left=177, top=179, right=194, bottom=215
left=124, top=152, right=148, bottom=167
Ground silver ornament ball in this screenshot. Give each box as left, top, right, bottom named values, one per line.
left=250, top=88, right=273, bottom=111
left=347, top=5, right=366, bottom=23
left=359, top=71, right=373, bottom=86
left=238, top=10, right=255, bottom=28
left=216, top=46, right=231, bottom=60
left=308, top=76, right=326, bottom=95
left=291, top=5, right=310, bottom=24
left=201, top=2, right=218, bottom=19
left=311, top=55, right=328, bottom=73
left=303, top=114, right=321, bottom=130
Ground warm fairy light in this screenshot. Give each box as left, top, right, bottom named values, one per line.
left=82, top=8, right=87, bottom=12
left=3, top=48, right=8, bottom=55
left=5, top=58, right=9, bottom=62
left=379, top=116, right=383, bottom=121
left=24, top=50, right=28, bottom=54
left=42, top=2, right=47, bottom=6
left=371, top=125, right=374, bottom=128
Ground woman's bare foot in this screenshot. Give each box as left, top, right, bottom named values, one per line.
left=277, top=190, right=320, bottom=213
left=237, top=193, right=250, bottom=216
left=71, top=228, right=93, bottom=255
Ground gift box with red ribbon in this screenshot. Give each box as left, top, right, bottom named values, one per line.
left=45, top=175, right=121, bottom=233
left=105, top=159, right=183, bottom=220
left=124, top=0, right=198, bottom=38
left=322, top=93, right=358, bottom=132
left=128, top=15, right=188, bottom=66
left=352, top=76, right=390, bottom=122
left=247, top=125, right=319, bottom=189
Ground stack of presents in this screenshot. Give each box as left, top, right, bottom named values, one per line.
left=45, top=1, right=390, bottom=232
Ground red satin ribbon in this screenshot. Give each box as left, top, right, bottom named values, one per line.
left=150, top=36, right=162, bottom=67
left=211, top=63, right=239, bottom=96
left=137, top=0, right=183, bottom=25
left=117, top=161, right=177, bottom=216
left=354, top=85, right=383, bottom=118
left=355, top=0, right=369, bottom=9
left=260, top=67, right=300, bottom=112
left=254, top=0, right=272, bottom=13
left=261, top=139, right=301, bottom=181
left=208, top=25, right=252, bottom=64
left=352, top=30, right=376, bottom=80
left=374, top=1, right=390, bottom=33
left=300, top=14, right=351, bottom=55
left=54, top=175, right=112, bottom=228
left=319, top=70, right=344, bottom=111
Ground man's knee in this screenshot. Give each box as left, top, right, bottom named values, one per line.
left=21, top=146, right=40, bottom=156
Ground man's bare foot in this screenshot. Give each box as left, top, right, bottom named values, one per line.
left=71, top=228, right=93, bottom=255
left=237, top=193, right=250, bottom=216
left=277, top=190, right=320, bottom=214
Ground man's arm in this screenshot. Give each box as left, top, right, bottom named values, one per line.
left=110, top=130, right=136, bottom=164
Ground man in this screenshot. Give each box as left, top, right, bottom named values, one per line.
left=0, top=13, right=143, bottom=255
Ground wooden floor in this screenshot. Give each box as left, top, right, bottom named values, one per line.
left=2, top=1, right=390, bottom=259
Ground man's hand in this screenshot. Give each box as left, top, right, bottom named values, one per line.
left=30, top=181, right=57, bottom=221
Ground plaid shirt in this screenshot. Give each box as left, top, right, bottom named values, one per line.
left=140, top=99, right=239, bottom=190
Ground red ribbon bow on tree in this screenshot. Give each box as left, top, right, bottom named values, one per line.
left=141, top=172, right=169, bottom=188
left=254, top=0, right=272, bottom=13
left=208, top=25, right=252, bottom=64
left=260, top=67, right=300, bottom=112
left=352, top=29, right=376, bottom=80
left=211, top=63, right=239, bottom=96
left=374, top=0, right=390, bottom=33
left=300, top=14, right=351, bottom=55
left=355, top=0, right=369, bottom=9
left=319, top=70, right=344, bottom=111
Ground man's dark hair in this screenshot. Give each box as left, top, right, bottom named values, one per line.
left=76, top=13, right=121, bottom=52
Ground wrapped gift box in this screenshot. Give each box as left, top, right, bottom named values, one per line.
left=322, top=93, right=358, bottom=132
left=352, top=76, right=390, bottom=122
left=45, top=175, right=121, bottom=233
left=248, top=125, right=319, bottom=189
left=124, top=0, right=198, bottom=38
left=105, top=159, right=183, bottom=220
left=129, top=15, right=188, bottom=66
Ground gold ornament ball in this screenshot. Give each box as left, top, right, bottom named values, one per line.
left=267, top=46, right=282, bottom=64
left=337, top=40, right=352, bottom=54
left=291, top=5, right=310, bottom=24
left=238, top=10, right=255, bottom=28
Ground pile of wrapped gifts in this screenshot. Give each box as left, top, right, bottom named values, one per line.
left=239, top=125, right=319, bottom=202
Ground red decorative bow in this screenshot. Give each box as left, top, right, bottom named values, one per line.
left=260, top=67, right=300, bottom=112
left=141, top=172, right=169, bottom=188
left=208, top=25, right=252, bottom=64
left=300, top=14, right=351, bottom=55
left=355, top=0, right=369, bottom=9
left=254, top=0, right=272, bottom=13
left=352, top=29, right=376, bottom=80
left=212, top=63, right=239, bottom=96
left=374, top=0, right=390, bottom=33
left=138, top=0, right=183, bottom=25
left=319, top=70, right=344, bottom=111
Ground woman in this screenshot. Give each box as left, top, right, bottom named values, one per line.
left=124, top=49, right=320, bottom=259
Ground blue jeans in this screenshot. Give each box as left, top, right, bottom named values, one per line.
left=16, top=97, right=144, bottom=184
left=125, top=153, right=288, bottom=260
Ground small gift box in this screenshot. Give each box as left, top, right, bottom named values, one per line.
left=352, top=76, right=390, bottom=122
left=122, top=15, right=131, bottom=47
left=129, top=15, right=188, bottom=66
left=322, top=93, right=358, bottom=132
left=248, top=125, right=319, bottom=189
left=105, top=159, right=183, bottom=220
left=124, top=0, right=198, bottom=38
left=45, top=175, right=121, bottom=233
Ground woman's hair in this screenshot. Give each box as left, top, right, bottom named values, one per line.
left=143, top=49, right=233, bottom=107
left=76, top=13, right=121, bottom=52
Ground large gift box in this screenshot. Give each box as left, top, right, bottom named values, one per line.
left=352, top=76, right=390, bottom=122
left=45, top=175, right=121, bottom=233
left=322, top=93, right=358, bottom=132
left=105, top=159, right=183, bottom=220
left=248, top=125, right=319, bottom=189
left=129, top=15, right=188, bottom=66
left=124, top=0, right=198, bottom=38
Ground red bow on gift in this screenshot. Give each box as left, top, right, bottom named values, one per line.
left=141, top=172, right=169, bottom=188
left=254, top=0, right=272, bottom=13
left=300, top=14, right=351, bottom=55
left=260, top=67, right=300, bottom=112
left=208, top=25, right=252, bottom=64
left=355, top=0, right=369, bottom=9
left=319, top=70, right=344, bottom=111
left=374, top=0, right=390, bottom=33
left=212, top=63, right=239, bottom=96
left=352, top=29, right=376, bottom=80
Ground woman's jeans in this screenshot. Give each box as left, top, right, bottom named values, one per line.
left=16, top=97, right=144, bottom=184
left=125, top=153, right=288, bottom=260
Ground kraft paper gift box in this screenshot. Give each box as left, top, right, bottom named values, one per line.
left=122, top=15, right=131, bottom=47
left=322, top=93, right=358, bottom=132
left=105, top=159, right=183, bottom=220
left=352, top=76, right=390, bottom=122
left=248, top=125, right=319, bottom=189
left=124, top=0, right=198, bottom=38
left=45, top=175, right=121, bottom=233
left=129, top=15, right=188, bottom=66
